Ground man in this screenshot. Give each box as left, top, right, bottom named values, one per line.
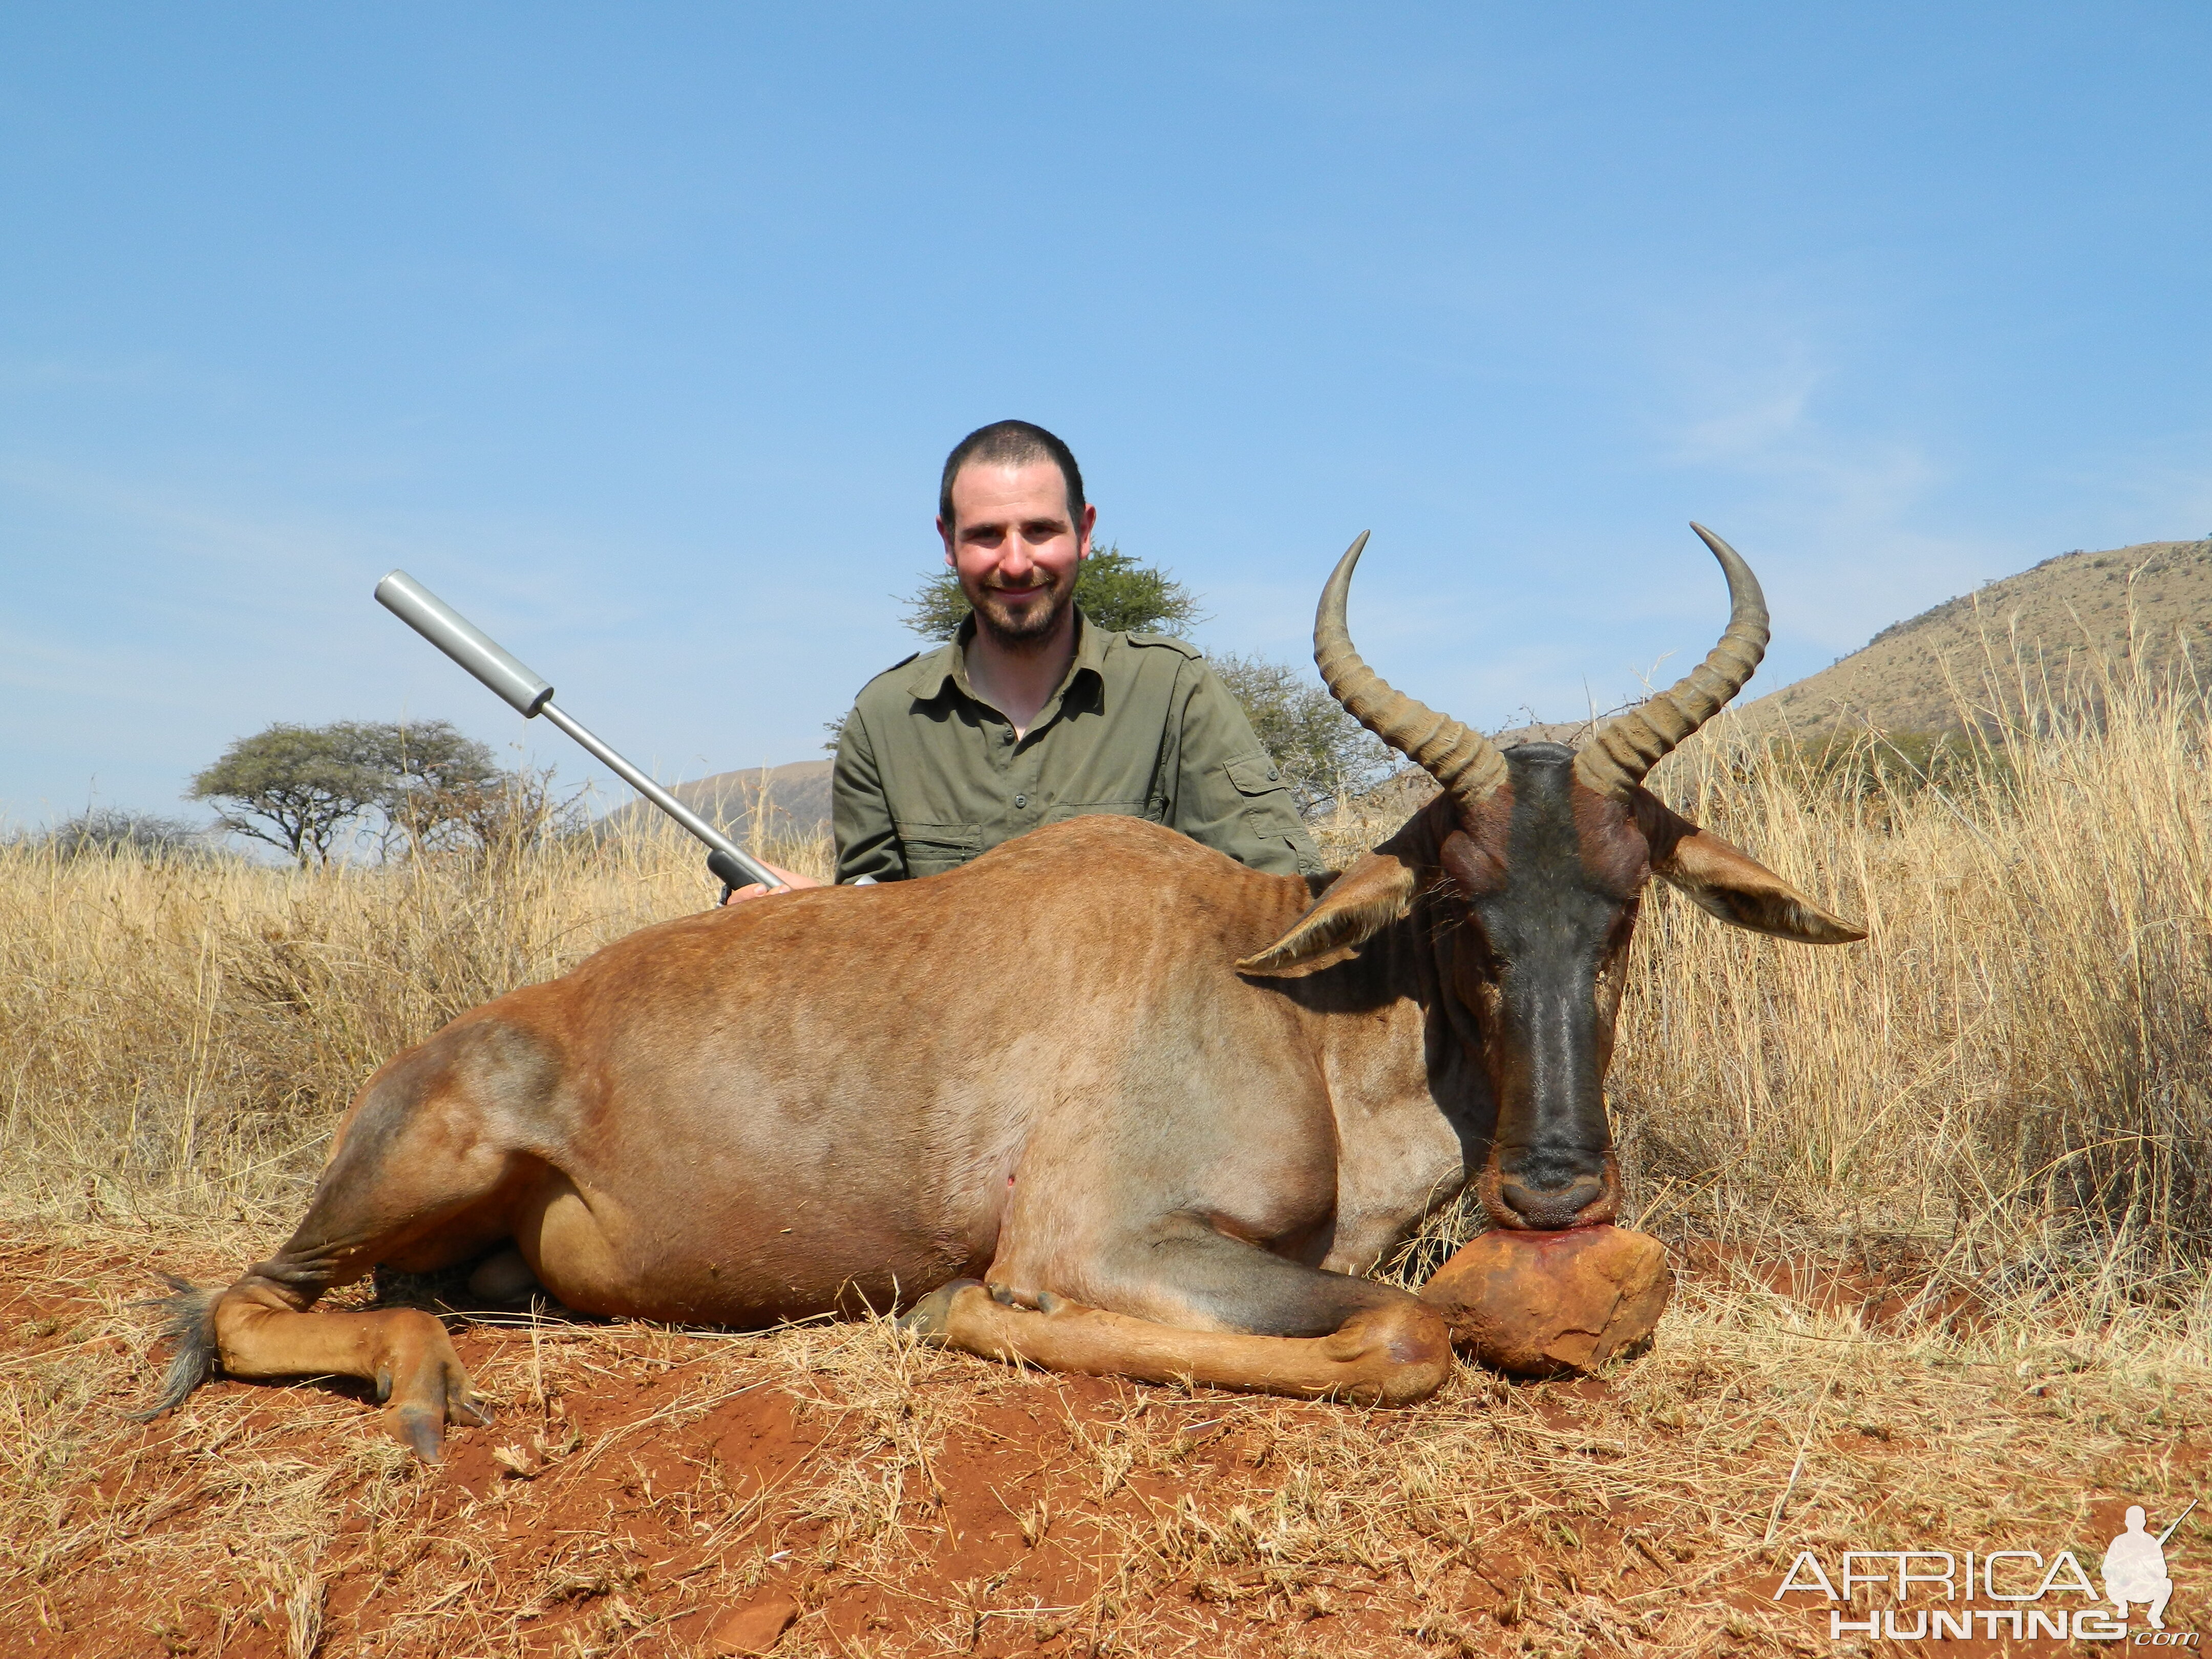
left=728, top=420, right=1320, bottom=897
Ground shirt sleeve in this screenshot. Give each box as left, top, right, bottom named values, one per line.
left=832, top=709, right=906, bottom=883
left=1165, top=660, right=1328, bottom=877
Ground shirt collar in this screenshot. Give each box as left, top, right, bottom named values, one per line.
left=905, top=607, right=1108, bottom=713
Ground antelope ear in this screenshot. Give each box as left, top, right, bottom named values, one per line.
left=1654, top=826, right=1866, bottom=945
left=1237, top=851, right=1423, bottom=977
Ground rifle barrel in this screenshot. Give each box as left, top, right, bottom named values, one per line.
left=537, top=702, right=782, bottom=890
left=2158, top=1498, right=2198, bottom=1546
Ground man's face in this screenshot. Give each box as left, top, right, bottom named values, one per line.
left=939, top=460, right=1095, bottom=648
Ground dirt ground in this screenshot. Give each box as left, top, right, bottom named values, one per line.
left=4, top=1227, right=2205, bottom=1658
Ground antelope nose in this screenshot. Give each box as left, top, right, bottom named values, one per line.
left=1497, top=1175, right=1613, bottom=1231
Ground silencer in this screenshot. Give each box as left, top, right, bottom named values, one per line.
left=373, top=568, right=788, bottom=894
left=375, top=570, right=555, bottom=718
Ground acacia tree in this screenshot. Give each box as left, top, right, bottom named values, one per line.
left=190, top=724, right=385, bottom=866
left=189, top=720, right=502, bottom=866
left=407, top=762, right=586, bottom=866
left=360, top=722, right=505, bottom=856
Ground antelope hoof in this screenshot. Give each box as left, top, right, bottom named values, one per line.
left=392, top=1405, right=445, bottom=1463
left=900, top=1279, right=986, bottom=1342
left=383, top=1379, right=491, bottom=1461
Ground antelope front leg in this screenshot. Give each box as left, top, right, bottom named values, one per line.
left=903, top=1280, right=1452, bottom=1407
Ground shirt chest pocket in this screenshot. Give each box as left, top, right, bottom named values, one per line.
left=895, top=820, right=982, bottom=877
left=1224, top=751, right=1295, bottom=818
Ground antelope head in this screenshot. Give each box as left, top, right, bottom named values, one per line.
left=1240, top=526, right=1866, bottom=1231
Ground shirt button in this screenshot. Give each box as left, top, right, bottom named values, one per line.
left=1014, top=794, right=1028, bottom=808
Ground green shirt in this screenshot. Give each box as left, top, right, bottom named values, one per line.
left=832, top=609, right=1325, bottom=883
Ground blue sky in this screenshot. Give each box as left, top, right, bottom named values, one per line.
left=6, top=6, right=2209, bottom=830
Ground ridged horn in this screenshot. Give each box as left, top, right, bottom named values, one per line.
left=1315, top=533, right=1508, bottom=813
left=1574, top=523, right=1769, bottom=799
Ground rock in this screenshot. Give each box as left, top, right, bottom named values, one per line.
left=1419, top=1225, right=1672, bottom=1376
left=708, top=1591, right=800, bottom=1655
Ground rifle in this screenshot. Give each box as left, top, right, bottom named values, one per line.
left=374, top=570, right=785, bottom=898
left=2158, top=1499, right=2198, bottom=1547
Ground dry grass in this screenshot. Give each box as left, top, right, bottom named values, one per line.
left=1617, top=647, right=2212, bottom=1315
left=4, top=647, right=2211, bottom=1653
left=0, top=824, right=831, bottom=1232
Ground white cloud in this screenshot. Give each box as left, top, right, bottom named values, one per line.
left=1639, top=307, right=2008, bottom=664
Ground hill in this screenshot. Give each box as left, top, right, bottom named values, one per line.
left=595, top=757, right=834, bottom=841
left=1731, top=538, right=2212, bottom=736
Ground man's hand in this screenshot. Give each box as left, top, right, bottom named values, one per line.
left=718, top=860, right=823, bottom=905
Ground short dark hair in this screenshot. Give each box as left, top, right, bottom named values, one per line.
left=939, top=420, right=1086, bottom=529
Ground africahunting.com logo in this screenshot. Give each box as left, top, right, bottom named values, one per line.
left=1774, top=1501, right=2197, bottom=1643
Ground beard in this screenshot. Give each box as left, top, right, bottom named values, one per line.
left=966, top=567, right=1076, bottom=651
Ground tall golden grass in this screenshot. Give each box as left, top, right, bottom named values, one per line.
left=1615, top=650, right=2212, bottom=1313
left=2, top=649, right=2206, bottom=1331
left=0, top=821, right=832, bottom=1229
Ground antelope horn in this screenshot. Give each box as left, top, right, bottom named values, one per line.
left=1574, top=524, right=1769, bottom=799
left=1315, top=533, right=1508, bottom=814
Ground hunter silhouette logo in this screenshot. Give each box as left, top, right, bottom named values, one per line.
left=2105, top=1502, right=2191, bottom=1631
left=1773, top=1499, right=2199, bottom=1643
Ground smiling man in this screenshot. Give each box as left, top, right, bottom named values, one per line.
left=730, top=420, right=1321, bottom=896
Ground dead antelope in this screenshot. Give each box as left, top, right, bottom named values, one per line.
left=146, top=526, right=1863, bottom=1457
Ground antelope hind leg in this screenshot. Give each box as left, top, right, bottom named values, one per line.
left=148, top=1018, right=548, bottom=1459
left=213, top=1281, right=489, bottom=1460
left=903, top=1280, right=1452, bottom=1406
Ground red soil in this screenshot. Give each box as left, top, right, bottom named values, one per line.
left=2, top=1230, right=2196, bottom=1658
